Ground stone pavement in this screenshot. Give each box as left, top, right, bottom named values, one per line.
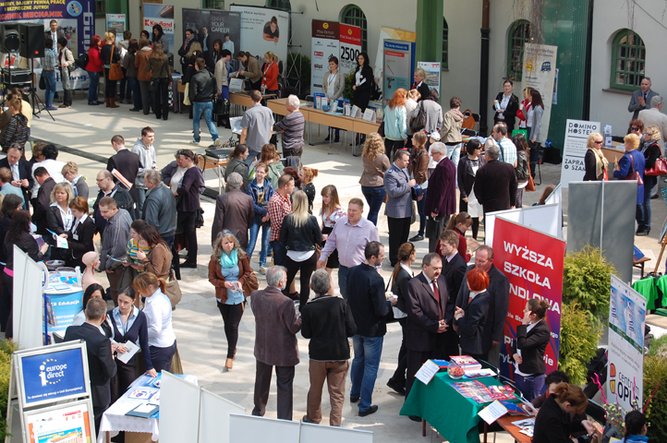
left=29, top=98, right=666, bottom=442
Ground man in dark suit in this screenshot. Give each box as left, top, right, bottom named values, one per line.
left=424, top=142, right=456, bottom=252
left=45, top=20, right=65, bottom=52
left=106, top=134, right=140, bottom=206
left=439, top=229, right=467, bottom=298
left=0, top=145, right=33, bottom=208
left=492, top=79, right=519, bottom=133
left=405, top=253, right=457, bottom=399
left=32, top=167, right=55, bottom=235
left=628, top=76, right=658, bottom=120
left=93, top=170, right=134, bottom=235
left=385, top=150, right=416, bottom=266
left=456, top=245, right=509, bottom=368
left=474, top=144, right=517, bottom=214
left=64, top=298, right=117, bottom=433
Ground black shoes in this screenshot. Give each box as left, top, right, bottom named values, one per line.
left=180, top=261, right=197, bottom=268
left=358, top=405, right=378, bottom=417
left=409, top=234, right=424, bottom=242
left=350, top=395, right=359, bottom=403
left=387, top=379, right=406, bottom=396
left=409, top=415, right=422, bottom=422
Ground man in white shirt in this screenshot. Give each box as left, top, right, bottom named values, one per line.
left=487, top=123, right=517, bottom=167
left=132, top=127, right=158, bottom=215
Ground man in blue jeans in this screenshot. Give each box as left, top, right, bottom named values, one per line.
left=189, top=57, right=221, bottom=146
left=346, top=241, right=393, bottom=417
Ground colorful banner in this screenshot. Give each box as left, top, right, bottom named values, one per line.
left=105, top=13, right=126, bottom=43
left=338, top=23, right=362, bottom=77
left=143, top=3, right=174, bottom=54
left=417, top=61, right=441, bottom=99
left=383, top=39, right=415, bottom=100
left=0, top=0, right=95, bottom=58
left=19, top=347, right=88, bottom=406
left=560, top=119, right=601, bottom=188
left=373, top=26, right=416, bottom=95
left=492, top=217, right=565, bottom=378
left=607, top=275, right=645, bottom=414
left=182, top=8, right=241, bottom=58
left=521, top=44, right=558, bottom=144
left=229, top=5, right=289, bottom=67
left=310, top=20, right=340, bottom=94
left=44, top=289, right=83, bottom=341
left=24, top=400, right=94, bottom=443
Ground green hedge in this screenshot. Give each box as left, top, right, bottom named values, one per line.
left=0, top=340, right=15, bottom=440
left=559, top=302, right=602, bottom=385
left=562, top=246, right=615, bottom=321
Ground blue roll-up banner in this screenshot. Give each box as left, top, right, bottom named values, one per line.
left=382, top=39, right=416, bottom=100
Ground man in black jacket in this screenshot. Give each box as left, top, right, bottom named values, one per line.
left=440, top=229, right=467, bottom=298
left=64, top=298, right=117, bottom=433
left=32, top=167, right=55, bottom=235
left=189, top=57, right=221, bottom=146
left=473, top=144, right=518, bottom=214
left=456, top=245, right=510, bottom=368
left=347, top=241, right=391, bottom=417
left=93, top=170, right=134, bottom=235
left=107, top=134, right=140, bottom=206
left=301, top=269, right=356, bottom=426
left=0, top=145, right=33, bottom=208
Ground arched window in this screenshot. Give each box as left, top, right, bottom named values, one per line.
left=507, top=20, right=531, bottom=81
left=610, top=29, right=646, bottom=91
left=340, top=4, right=367, bottom=52
left=265, top=0, right=291, bottom=10
left=442, top=17, right=449, bottom=70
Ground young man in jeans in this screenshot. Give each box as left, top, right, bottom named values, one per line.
left=189, top=57, right=221, bottom=146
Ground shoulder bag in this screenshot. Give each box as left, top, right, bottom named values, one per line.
left=241, top=260, right=259, bottom=297
left=645, top=156, right=667, bottom=177
left=108, top=46, right=124, bottom=81
left=164, top=268, right=182, bottom=309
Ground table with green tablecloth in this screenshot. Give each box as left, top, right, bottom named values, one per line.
left=400, top=373, right=501, bottom=443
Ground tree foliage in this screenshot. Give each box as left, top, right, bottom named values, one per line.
left=562, top=246, right=616, bottom=321
left=559, top=302, right=602, bottom=385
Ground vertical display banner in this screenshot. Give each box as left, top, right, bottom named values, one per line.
left=338, top=23, right=362, bottom=77
left=105, top=13, right=126, bottom=43
left=416, top=61, right=441, bottom=98
left=0, top=0, right=95, bottom=58
left=382, top=39, right=415, bottom=100
left=373, top=26, right=416, bottom=96
left=607, top=275, right=645, bottom=413
left=560, top=119, right=601, bottom=188
left=492, top=217, right=565, bottom=378
left=182, top=9, right=241, bottom=57
left=521, top=44, right=558, bottom=144
left=229, top=5, right=289, bottom=66
left=143, top=3, right=174, bottom=54
left=43, top=289, right=84, bottom=342
left=310, top=20, right=340, bottom=94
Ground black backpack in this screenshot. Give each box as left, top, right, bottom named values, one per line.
left=75, top=52, right=88, bottom=69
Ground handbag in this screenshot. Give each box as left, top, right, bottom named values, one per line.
left=108, top=45, right=124, bottom=81
left=164, top=269, right=182, bottom=309
left=241, top=270, right=259, bottom=297
left=627, top=153, right=644, bottom=185
left=183, top=83, right=191, bottom=106
left=645, top=157, right=667, bottom=177
left=526, top=162, right=536, bottom=192
left=39, top=73, right=46, bottom=90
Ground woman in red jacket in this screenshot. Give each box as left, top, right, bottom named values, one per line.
left=85, top=34, right=103, bottom=105
left=261, top=51, right=279, bottom=96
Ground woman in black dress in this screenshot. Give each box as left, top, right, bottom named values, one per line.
left=352, top=52, right=373, bottom=113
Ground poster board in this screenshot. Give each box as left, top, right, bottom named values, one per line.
left=484, top=204, right=561, bottom=246
left=521, top=44, right=558, bottom=144
left=13, top=247, right=46, bottom=350
left=310, top=20, right=340, bottom=94
left=229, top=5, right=289, bottom=66
left=198, top=389, right=245, bottom=443
left=383, top=39, right=415, bottom=100
left=182, top=9, right=241, bottom=58
left=23, top=399, right=94, bottom=443
left=0, top=0, right=95, bottom=60
left=492, top=218, right=565, bottom=378
left=607, top=275, right=645, bottom=413
left=416, top=61, right=441, bottom=98
left=159, top=371, right=201, bottom=443
left=105, top=13, right=126, bottom=43
left=338, top=24, right=362, bottom=77
left=373, top=26, right=416, bottom=96
left=143, top=3, right=175, bottom=54
left=560, top=119, right=601, bottom=188
left=229, top=414, right=300, bottom=443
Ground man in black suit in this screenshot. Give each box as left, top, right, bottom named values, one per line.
left=473, top=144, right=517, bottom=214
left=405, top=253, right=457, bottom=399
left=439, top=229, right=467, bottom=298
left=32, top=167, right=55, bottom=235
left=106, top=134, right=140, bottom=207
left=456, top=245, right=509, bottom=368
left=492, top=79, right=519, bottom=133
left=45, top=19, right=65, bottom=47
left=93, top=170, right=134, bottom=235
left=0, top=145, right=33, bottom=208
left=64, top=298, right=117, bottom=433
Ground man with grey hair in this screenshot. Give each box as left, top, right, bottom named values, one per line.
left=424, top=142, right=457, bottom=252
left=274, top=94, right=305, bottom=160
left=251, top=266, right=302, bottom=421
left=211, top=171, right=254, bottom=247
left=143, top=169, right=177, bottom=246
left=301, top=269, right=356, bottom=426
left=638, top=95, right=667, bottom=143
left=629, top=76, right=658, bottom=120
left=474, top=144, right=518, bottom=214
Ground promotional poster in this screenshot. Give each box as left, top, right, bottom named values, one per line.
left=105, top=13, right=125, bottom=43
left=143, top=3, right=174, bottom=54
left=24, top=400, right=94, bottom=443
left=560, top=119, right=601, bottom=188
left=19, top=347, right=88, bottom=406
left=492, top=217, right=565, bottom=379
left=230, top=5, right=289, bottom=66
left=416, top=61, right=441, bottom=98
left=338, top=23, right=362, bottom=77
left=310, top=20, right=340, bottom=94
left=607, top=275, right=645, bottom=413
left=181, top=8, right=241, bottom=58
left=521, top=43, right=558, bottom=144
left=382, top=39, right=415, bottom=100
left=43, top=289, right=84, bottom=341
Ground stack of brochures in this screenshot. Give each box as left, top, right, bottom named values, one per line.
left=450, top=380, right=515, bottom=404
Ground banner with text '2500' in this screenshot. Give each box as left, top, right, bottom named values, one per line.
left=493, top=217, right=565, bottom=379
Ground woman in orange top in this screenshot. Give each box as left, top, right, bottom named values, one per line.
left=261, top=51, right=280, bottom=96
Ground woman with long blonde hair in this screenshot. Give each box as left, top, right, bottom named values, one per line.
left=359, top=133, right=390, bottom=225
left=319, top=185, right=345, bottom=286
left=279, top=190, right=322, bottom=310
left=100, top=31, right=121, bottom=108
left=46, top=182, right=74, bottom=261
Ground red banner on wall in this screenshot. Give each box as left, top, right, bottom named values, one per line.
left=492, top=217, right=565, bottom=379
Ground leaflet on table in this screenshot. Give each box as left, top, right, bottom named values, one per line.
left=499, top=400, right=532, bottom=416
left=450, top=380, right=515, bottom=404
left=478, top=400, right=508, bottom=424
left=127, top=387, right=158, bottom=400
left=126, top=402, right=160, bottom=419
left=415, top=360, right=440, bottom=385
left=449, top=355, right=483, bottom=371
left=116, top=340, right=140, bottom=364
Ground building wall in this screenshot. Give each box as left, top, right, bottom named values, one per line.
left=590, top=0, right=667, bottom=136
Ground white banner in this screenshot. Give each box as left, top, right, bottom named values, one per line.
left=230, top=5, right=289, bottom=68
left=417, top=61, right=441, bottom=99
left=607, top=275, right=645, bottom=414
left=310, top=20, right=340, bottom=94
left=560, top=119, right=601, bottom=188
left=521, top=44, right=558, bottom=144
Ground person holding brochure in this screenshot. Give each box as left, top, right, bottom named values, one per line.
left=512, top=299, right=550, bottom=401
left=453, top=268, right=491, bottom=361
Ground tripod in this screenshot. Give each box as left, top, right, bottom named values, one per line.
left=28, top=57, right=54, bottom=121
